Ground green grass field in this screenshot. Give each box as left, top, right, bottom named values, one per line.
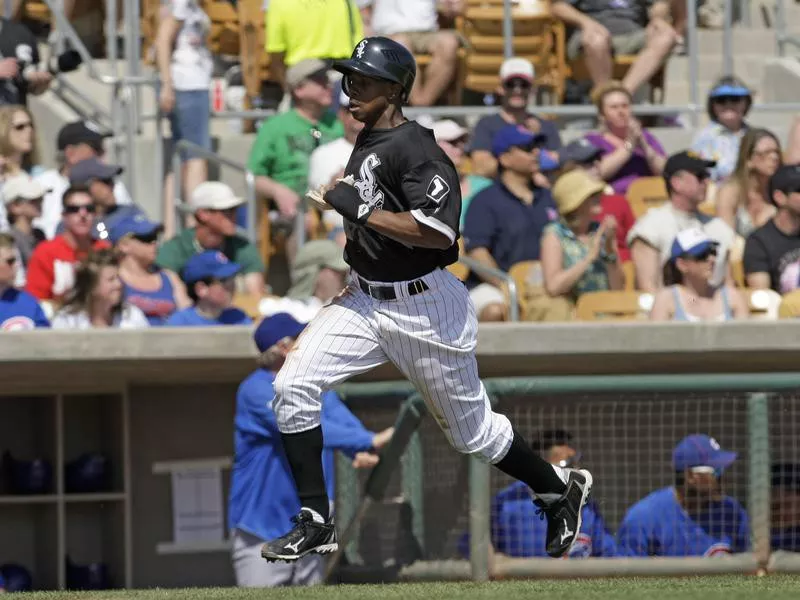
left=19, top=576, right=800, bottom=600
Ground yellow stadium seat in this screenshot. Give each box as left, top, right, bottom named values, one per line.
left=575, top=290, right=654, bottom=321
left=626, top=176, right=668, bottom=219
left=622, top=260, right=636, bottom=291
left=779, top=290, right=800, bottom=319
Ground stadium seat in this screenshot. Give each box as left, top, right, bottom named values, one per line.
left=233, top=292, right=270, bottom=320
left=626, top=176, right=668, bottom=219
left=508, top=260, right=541, bottom=314
left=446, top=239, right=470, bottom=281
left=21, top=0, right=50, bottom=23
left=575, top=290, right=654, bottom=321
left=778, top=290, right=800, bottom=319
left=622, top=260, right=636, bottom=291
left=205, top=0, right=240, bottom=56
left=730, top=259, right=745, bottom=289
left=458, top=6, right=567, bottom=102
left=742, top=288, right=782, bottom=321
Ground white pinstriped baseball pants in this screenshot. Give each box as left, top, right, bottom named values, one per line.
left=272, top=268, right=514, bottom=464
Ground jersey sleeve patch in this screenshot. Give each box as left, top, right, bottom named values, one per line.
left=426, top=174, right=450, bottom=205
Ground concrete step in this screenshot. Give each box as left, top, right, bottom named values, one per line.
left=665, top=54, right=766, bottom=87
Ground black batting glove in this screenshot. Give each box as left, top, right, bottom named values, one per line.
left=325, top=181, right=375, bottom=225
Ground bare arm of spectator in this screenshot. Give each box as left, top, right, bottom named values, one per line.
left=265, top=0, right=288, bottom=89
left=467, top=247, right=506, bottom=288
left=541, top=229, right=595, bottom=297
left=155, top=11, right=182, bottom=114
left=786, top=116, right=800, bottom=164
left=269, top=53, right=287, bottom=90
left=727, top=285, right=749, bottom=319
left=714, top=182, right=739, bottom=232
left=630, top=239, right=661, bottom=293
left=597, top=143, right=635, bottom=182
left=165, top=269, right=193, bottom=309
left=649, top=1, right=671, bottom=21
left=243, top=273, right=266, bottom=297
left=648, top=287, right=673, bottom=321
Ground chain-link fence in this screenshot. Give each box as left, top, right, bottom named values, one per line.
left=334, top=376, right=800, bottom=581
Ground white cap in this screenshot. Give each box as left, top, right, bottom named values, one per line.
left=2, top=173, right=48, bottom=205
left=433, top=120, right=468, bottom=143
left=499, top=57, right=534, bottom=82
left=186, top=181, right=245, bottom=213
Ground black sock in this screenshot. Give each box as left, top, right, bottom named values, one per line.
left=495, top=429, right=567, bottom=495
left=281, top=426, right=330, bottom=520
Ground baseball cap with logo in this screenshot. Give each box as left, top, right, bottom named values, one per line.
left=499, top=57, right=534, bottom=82
left=182, top=250, right=242, bottom=284
left=253, top=312, right=307, bottom=353
left=552, top=170, right=606, bottom=216
left=672, top=434, right=737, bottom=472
left=286, top=58, right=329, bottom=89
left=432, top=120, right=468, bottom=143
left=69, top=157, right=123, bottom=185
left=2, top=174, right=48, bottom=205
left=663, top=151, right=717, bottom=181
left=669, top=228, right=720, bottom=262
left=185, top=181, right=245, bottom=213
left=109, top=214, right=163, bottom=244
left=491, top=124, right=546, bottom=157
left=57, top=120, right=111, bottom=152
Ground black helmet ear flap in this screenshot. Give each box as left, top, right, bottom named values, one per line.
left=341, top=74, right=351, bottom=95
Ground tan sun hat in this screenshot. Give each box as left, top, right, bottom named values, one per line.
left=552, top=170, right=606, bottom=216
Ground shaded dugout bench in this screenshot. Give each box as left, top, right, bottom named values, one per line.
left=2, top=322, right=800, bottom=590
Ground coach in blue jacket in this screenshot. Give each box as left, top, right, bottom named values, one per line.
left=228, top=313, right=393, bottom=587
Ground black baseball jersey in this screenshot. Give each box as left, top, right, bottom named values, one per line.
left=0, top=19, right=39, bottom=106
left=342, top=120, right=461, bottom=282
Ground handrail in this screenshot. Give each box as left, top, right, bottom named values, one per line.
left=457, top=255, right=520, bottom=322
left=171, top=140, right=258, bottom=244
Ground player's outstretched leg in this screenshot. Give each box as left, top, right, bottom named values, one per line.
left=378, top=269, right=593, bottom=557
left=261, top=291, right=388, bottom=563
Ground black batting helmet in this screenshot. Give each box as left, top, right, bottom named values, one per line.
left=334, top=37, right=417, bottom=100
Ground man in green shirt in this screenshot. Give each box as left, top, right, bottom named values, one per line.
left=156, top=181, right=266, bottom=296
left=247, top=59, right=344, bottom=224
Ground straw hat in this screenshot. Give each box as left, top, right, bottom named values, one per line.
left=551, top=170, right=606, bottom=216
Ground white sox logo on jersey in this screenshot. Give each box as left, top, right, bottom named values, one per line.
left=354, top=153, right=384, bottom=219
left=426, top=175, right=449, bottom=206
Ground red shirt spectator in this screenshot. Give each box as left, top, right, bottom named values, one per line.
left=25, top=186, right=109, bottom=301
left=599, top=193, right=635, bottom=262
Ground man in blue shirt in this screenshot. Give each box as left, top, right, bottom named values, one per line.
left=165, top=251, right=252, bottom=326
left=0, top=233, right=49, bottom=330
left=460, top=429, right=619, bottom=559
left=617, top=434, right=750, bottom=557
left=463, top=124, right=559, bottom=322
left=228, top=313, right=392, bottom=587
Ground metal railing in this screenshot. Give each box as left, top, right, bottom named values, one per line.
left=334, top=372, right=800, bottom=582
left=458, top=255, right=519, bottom=322
left=171, top=140, right=258, bottom=244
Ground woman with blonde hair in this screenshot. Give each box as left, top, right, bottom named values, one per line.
left=714, top=127, right=782, bottom=237
left=541, top=170, right=625, bottom=304
left=51, top=249, right=149, bottom=329
left=0, top=105, right=43, bottom=231
left=583, top=81, right=667, bottom=195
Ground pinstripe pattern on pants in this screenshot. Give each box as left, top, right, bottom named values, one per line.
left=272, top=268, right=514, bottom=464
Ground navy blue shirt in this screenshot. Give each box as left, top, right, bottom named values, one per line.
left=469, top=113, right=562, bottom=154
left=462, top=181, right=558, bottom=287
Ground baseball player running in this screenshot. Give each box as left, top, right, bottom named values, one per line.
left=261, top=36, right=593, bottom=563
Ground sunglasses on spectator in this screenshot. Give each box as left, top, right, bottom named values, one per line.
left=3, top=256, right=17, bottom=267
left=503, top=78, right=531, bottom=91
left=64, top=203, right=96, bottom=214
left=683, top=248, right=717, bottom=262
left=12, top=121, right=33, bottom=131
left=712, top=95, right=744, bottom=104
left=131, top=233, right=159, bottom=244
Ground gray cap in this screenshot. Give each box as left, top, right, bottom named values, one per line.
left=69, top=157, right=123, bottom=185
left=286, top=59, right=329, bottom=89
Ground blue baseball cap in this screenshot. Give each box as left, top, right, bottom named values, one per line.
left=254, top=312, right=306, bottom=352
left=491, top=124, right=546, bottom=158
left=673, top=434, right=737, bottom=472
left=709, top=83, right=751, bottom=99
left=669, top=228, right=719, bottom=262
left=109, top=214, right=163, bottom=244
left=182, top=250, right=242, bottom=284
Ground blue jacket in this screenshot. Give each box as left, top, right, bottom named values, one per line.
left=227, top=369, right=375, bottom=541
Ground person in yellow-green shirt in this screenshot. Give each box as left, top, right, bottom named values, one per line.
left=265, top=0, right=366, bottom=87
left=247, top=59, right=344, bottom=237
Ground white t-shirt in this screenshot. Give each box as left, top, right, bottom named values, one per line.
left=51, top=304, right=150, bottom=330
left=169, top=0, right=213, bottom=91
left=626, top=203, right=736, bottom=287
left=34, top=169, right=133, bottom=240
left=368, top=0, right=439, bottom=35
left=258, top=295, right=324, bottom=324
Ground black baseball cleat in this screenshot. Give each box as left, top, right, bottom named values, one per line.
left=260, top=508, right=338, bottom=562
left=534, top=468, right=593, bottom=558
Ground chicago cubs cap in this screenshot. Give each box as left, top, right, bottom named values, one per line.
left=1, top=173, right=48, bottom=204
left=672, top=434, right=737, bottom=472
left=669, top=228, right=719, bottom=262
left=109, top=214, right=163, bottom=244
left=182, top=250, right=242, bottom=284
left=499, top=57, right=534, bottom=82
left=57, top=120, right=111, bottom=151
left=253, top=312, right=307, bottom=352
left=663, top=151, right=716, bottom=181
left=69, top=157, right=123, bottom=185
left=491, top=124, right=546, bottom=157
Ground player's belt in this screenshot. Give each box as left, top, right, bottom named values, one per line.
left=357, top=276, right=429, bottom=301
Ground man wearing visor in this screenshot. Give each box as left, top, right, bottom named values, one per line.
left=617, top=434, right=750, bottom=557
